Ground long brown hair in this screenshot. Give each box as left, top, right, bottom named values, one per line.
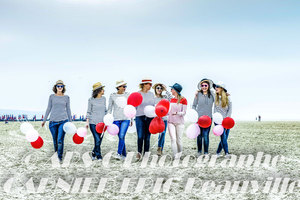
left=154, top=84, right=163, bottom=98
left=215, top=88, right=229, bottom=108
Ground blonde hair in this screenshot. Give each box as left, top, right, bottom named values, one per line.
left=177, top=94, right=183, bottom=104
left=215, top=88, right=229, bottom=108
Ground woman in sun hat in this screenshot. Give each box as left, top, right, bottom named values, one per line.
left=86, top=82, right=107, bottom=161
left=152, top=83, right=172, bottom=156
left=192, top=78, right=215, bottom=156
left=135, top=78, right=155, bottom=160
left=213, top=81, right=232, bottom=157
left=108, top=80, right=131, bottom=160
left=168, top=83, right=187, bottom=159
left=42, top=80, right=72, bottom=162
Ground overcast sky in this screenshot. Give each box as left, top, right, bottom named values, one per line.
left=0, top=0, right=299, bottom=121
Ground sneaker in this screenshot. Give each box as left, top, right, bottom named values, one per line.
left=197, top=151, right=202, bottom=157
left=157, top=147, right=162, bottom=156
left=114, top=153, right=123, bottom=160
left=225, top=154, right=231, bottom=159
left=91, top=152, right=96, bottom=161
left=216, top=153, right=222, bottom=158
left=58, top=158, right=63, bottom=164
left=97, top=157, right=103, bottom=161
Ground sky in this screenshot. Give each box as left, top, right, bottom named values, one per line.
left=0, top=0, right=299, bottom=121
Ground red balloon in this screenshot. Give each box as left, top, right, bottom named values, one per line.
left=149, top=117, right=165, bottom=134
left=197, top=115, right=212, bottom=128
left=31, top=136, right=44, bottom=149
left=96, top=122, right=107, bottom=134
left=127, top=92, right=143, bottom=107
left=222, top=117, right=235, bottom=129
left=155, top=105, right=168, bottom=118
left=73, top=133, right=84, bottom=144
left=157, top=99, right=170, bottom=111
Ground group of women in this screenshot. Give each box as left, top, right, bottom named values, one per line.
left=42, top=78, right=232, bottom=162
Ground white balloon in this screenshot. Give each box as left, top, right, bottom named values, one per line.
left=115, top=97, right=127, bottom=108
left=103, top=114, right=114, bottom=126
left=123, top=105, right=136, bottom=118
left=77, top=127, right=88, bottom=137
left=213, top=112, right=223, bottom=125
left=63, top=122, right=77, bottom=134
left=144, top=105, right=157, bottom=118
left=127, top=121, right=136, bottom=133
left=25, top=129, right=39, bottom=142
left=184, top=109, right=199, bottom=123
left=20, top=122, right=34, bottom=134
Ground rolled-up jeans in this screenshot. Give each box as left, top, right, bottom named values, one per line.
left=197, top=125, right=211, bottom=154
left=89, top=124, right=103, bottom=159
left=216, top=128, right=230, bottom=154
left=113, top=120, right=130, bottom=157
left=49, top=119, right=68, bottom=160
left=158, top=120, right=168, bottom=151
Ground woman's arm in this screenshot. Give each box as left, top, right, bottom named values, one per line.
left=107, top=94, right=113, bottom=114
left=43, top=95, right=52, bottom=122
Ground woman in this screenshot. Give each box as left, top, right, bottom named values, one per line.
left=42, top=80, right=72, bottom=162
left=153, top=83, right=172, bottom=156
left=108, top=80, right=131, bottom=160
left=168, top=83, right=187, bottom=159
left=213, top=81, right=232, bottom=157
left=86, top=82, right=106, bottom=161
left=135, top=78, right=155, bottom=160
left=192, top=78, right=214, bottom=156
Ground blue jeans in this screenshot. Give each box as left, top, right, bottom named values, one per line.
left=197, top=125, right=211, bottom=154
left=217, top=128, right=230, bottom=154
left=113, top=120, right=130, bottom=157
left=135, top=116, right=153, bottom=154
left=49, top=119, right=68, bottom=160
left=90, top=124, right=103, bottom=159
left=158, top=120, right=168, bottom=151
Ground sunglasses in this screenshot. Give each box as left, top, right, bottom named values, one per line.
left=120, top=85, right=127, bottom=88
left=201, top=84, right=209, bottom=88
left=56, top=85, right=64, bottom=88
left=215, top=85, right=220, bottom=88
left=156, top=87, right=162, bottom=90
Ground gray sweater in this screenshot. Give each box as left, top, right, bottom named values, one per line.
left=43, top=94, right=72, bottom=122
left=214, top=97, right=232, bottom=118
left=107, top=92, right=130, bottom=121
left=86, top=96, right=107, bottom=125
left=192, top=91, right=215, bottom=118
left=136, top=91, right=155, bottom=117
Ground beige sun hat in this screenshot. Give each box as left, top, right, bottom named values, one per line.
left=56, top=80, right=64, bottom=85
left=116, top=80, right=127, bottom=88
left=92, top=82, right=105, bottom=91
left=152, top=83, right=166, bottom=91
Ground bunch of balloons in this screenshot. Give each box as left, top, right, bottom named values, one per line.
left=103, top=114, right=119, bottom=136
left=212, top=112, right=235, bottom=136
left=63, top=122, right=85, bottom=144
left=185, top=109, right=200, bottom=139
left=149, top=99, right=170, bottom=134
left=20, top=122, right=44, bottom=149
left=123, top=92, right=143, bottom=119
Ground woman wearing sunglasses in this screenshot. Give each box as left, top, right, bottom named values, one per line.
left=213, top=81, right=232, bottom=157
left=192, top=78, right=214, bottom=156
left=107, top=80, right=131, bottom=160
left=152, top=83, right=172, bottom=156
left=168, top=83, right=187, bottom=159
left=86, top=82, right=106, bottom=161
left=135, top=78, right=155, bottom=161
left=42, top=80, right=72, bottom=163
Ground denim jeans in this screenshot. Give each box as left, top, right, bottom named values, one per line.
left=135, top=116, right=153, bottom=154
left=216, top=128, right=230, bottom=154
left=158, top=120, right=168, bottom=151
left=197, top=125, right=211, bottom=154
left=49, top=119, right=68, bottom=160
left=90, top=124, right=103, bottom=159
left=113, top=120, right=130, bottom=157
